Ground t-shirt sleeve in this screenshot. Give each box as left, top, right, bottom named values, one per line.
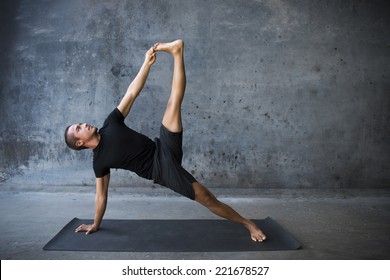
left=113, top=107, right=125, bottom=123
left=93, top=162, right=110, bottom=178
left=101, top=107, right=125, bottom=127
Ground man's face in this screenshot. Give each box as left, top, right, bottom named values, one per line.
left=68, top=123, right=98, bottom=146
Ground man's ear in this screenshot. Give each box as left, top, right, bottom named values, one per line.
left=76, top=140, right=84, bottom=147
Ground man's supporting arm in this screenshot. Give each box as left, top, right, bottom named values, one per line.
left=117, top=47, right=156, bottom=118
left=75, top=174, right=110, bottom=235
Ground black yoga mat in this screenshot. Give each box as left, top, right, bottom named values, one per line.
left=43, top=217, right=301, bottom=252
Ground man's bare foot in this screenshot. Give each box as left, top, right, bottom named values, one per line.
left=153, top=39, right=184, bottom=55
left=244, top=220, right=267, bottom=242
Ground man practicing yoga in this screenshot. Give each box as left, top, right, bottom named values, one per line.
left=64, top=40, right=266, bottom=242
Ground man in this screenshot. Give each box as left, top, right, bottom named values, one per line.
left=64, top=40, right=266, bottom=242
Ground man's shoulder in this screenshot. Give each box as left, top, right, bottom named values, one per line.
left=103, top=108, right=124, bottom=126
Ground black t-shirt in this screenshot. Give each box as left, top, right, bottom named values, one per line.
left=93, top=108, right=156, bottom=179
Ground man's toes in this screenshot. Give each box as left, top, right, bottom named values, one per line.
left=251, top=234, right=263, bottom=242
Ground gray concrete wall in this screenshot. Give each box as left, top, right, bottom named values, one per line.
left=1, top=0, right=389, bottom=190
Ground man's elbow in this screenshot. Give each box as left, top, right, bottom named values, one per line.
left=96, top=193, right=108, bottom=203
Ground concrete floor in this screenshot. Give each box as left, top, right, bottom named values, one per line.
left=0, top=185, right=389, bottom=260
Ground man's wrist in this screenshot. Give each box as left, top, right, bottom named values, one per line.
left=92, top=221, right=100, bottom=229
left=143, top=62, right=152, bottom=68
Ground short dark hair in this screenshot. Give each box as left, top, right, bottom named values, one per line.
left=64, top=125, right=86, bottom=150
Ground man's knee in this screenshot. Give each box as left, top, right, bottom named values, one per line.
left=193, top=183, right=218, bottom=208
left=166, top=96, right=182, bottom=112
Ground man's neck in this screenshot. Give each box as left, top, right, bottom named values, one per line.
left=86, top=133, right=101, bottom=150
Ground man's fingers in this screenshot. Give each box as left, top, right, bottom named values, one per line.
left=75, top=224, right=85, bottom=232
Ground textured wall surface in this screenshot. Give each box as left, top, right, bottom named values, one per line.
left=1, top=0, right=389, bottom=189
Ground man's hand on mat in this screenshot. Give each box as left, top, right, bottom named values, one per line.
left=75, top=224, right=98, bottom=235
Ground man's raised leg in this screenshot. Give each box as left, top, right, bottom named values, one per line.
left=154, top=40, right=266, bottom=242
left=154, top=40, right=186, bottom=133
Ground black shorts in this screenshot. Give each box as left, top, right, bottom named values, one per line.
left=152, top=125, right=196, bottom=200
